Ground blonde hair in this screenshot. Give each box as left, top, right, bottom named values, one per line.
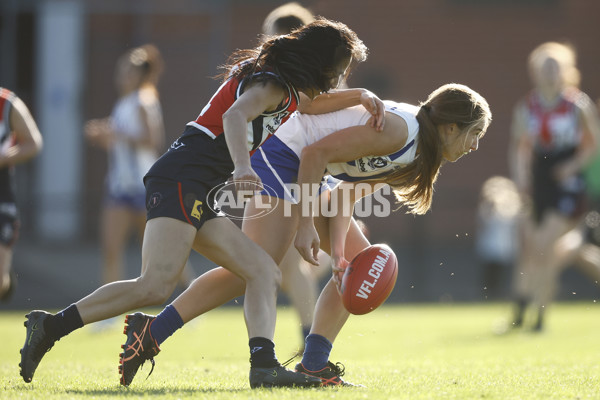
left=126, top=44, right=164, bottom=90
left=382, top=83, right=492, bottom=215
left=528, top=41, right=580, bottom=88
left=262, top=2, right=315, bottom=36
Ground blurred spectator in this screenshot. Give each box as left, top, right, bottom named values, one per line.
left=0, top=88, right=43, bottom=301
left=475, top=176, right=521, bottom=300
left=84, top=44, right=166, bottom=285
left=508, top=41, right=600, bottom=331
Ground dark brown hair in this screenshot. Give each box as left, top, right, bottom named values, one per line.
left=217, top=18, right=367, bottom=93
left=382, top=83, right=492, bottom=214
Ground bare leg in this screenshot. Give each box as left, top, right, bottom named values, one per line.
left=171, top=196, right=298, bottom=323
left=173, top=267, right=245, bottom=323
left=310, top=218, right=370, bottom=342
left=101, top=206, right=138, bottom=283
left=0, top=244, right=13, bottom=297
left=512, top=217, right=537, bottom=302
left=76, top=217, right=196, bottom=324
left=533, top=214, right=579, bottom=307
left=573, top=244, right=600, bottom=282
left=191, top=216, right=282, bottom=339
left=279, top=247, right=319, bottom=332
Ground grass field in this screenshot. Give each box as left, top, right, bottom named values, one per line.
left=1, top=302, right=599, bottom=399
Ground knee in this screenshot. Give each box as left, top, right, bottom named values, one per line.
left=136, top=275, right=177, bottom=305
left=246, top=254, right=282, bottom=288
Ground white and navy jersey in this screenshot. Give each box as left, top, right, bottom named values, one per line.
left=107, top=88, right=162, bottom=198
left=186, top=70, right=299, bottom=154
left=274, top=101, right=420, bottom=181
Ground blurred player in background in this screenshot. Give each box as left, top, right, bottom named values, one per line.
left=85, top=44, right=166, bottom=286
left=475, top=176, right=521, bottom=300
left=0, top=88, right=43, bottom=302
left=123, top=83, right=491, bottom=386
left=262, top=1, right=315, bottom=36
left=509, top=41, right=600, bottom=331
left=20, top=18, right=386, bottom=389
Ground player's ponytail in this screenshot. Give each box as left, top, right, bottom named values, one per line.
left=378, top=105, right=442, bottom=215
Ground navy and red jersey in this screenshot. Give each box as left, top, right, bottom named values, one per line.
left=185, top=70, right=300, bottom=154
left=0, top=88, right=16, bottom=203
left=525, top=88, right=583, bottom=154
left=524, top=88, right=589, bottom=222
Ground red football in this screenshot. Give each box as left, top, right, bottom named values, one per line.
left=340, top=244, right=398, bottom=315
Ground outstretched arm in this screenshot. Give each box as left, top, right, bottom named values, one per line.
left=297, top=88, right=385, bottom=131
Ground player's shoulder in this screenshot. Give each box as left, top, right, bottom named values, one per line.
left=565, top=87, right=594, bottom=111
left=138, top=87, right=160, bottom=107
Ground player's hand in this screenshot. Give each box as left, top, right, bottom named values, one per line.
left=231, top=165, right=263, bottom=193
left=553, top=160, right=579, bottom=183
left=295, top=221, right=320, bottom=266
left=84, top=118, right=114, bottom=148
left=359, top=90, right=385, bottom=131
left=331, top=255, right=349, bottom=294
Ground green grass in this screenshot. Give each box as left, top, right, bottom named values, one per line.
left=1, top=302, right=599, bottom=399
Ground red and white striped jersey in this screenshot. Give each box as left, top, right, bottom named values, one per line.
left=525, top=88, right=585, bottom=152
left=186, top=71, right=299, bottom=153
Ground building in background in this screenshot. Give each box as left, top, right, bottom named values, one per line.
left=1, top=0, right=599, bottom=306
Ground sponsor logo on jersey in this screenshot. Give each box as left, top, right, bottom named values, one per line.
left=147, top=192, right=162, bottom=209
left=368, top=157, right=389, bottom=169
left=170, top=139, right=185, bottom=150
left=265, top=111, right=289, bottom=135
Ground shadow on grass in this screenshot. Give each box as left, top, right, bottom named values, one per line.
left=64, top=386, right=248, bottom=396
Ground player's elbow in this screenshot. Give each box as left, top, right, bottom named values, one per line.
left=222, top=107, right=246, bottom=125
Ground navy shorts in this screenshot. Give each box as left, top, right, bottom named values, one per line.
left=145, top=177, right=220, bottom=230
left=532, top=148, right=587, bottom=223
left=144, top=126, right=234, bottom=230
left=0, top=202, right=19, bottom=247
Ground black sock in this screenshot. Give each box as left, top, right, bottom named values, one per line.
left=44, top=304, right=84, bottom=342
left=513, top=298, right=528, bottom=326
left=249, top=337, right=278, bottom=368
left=533, top=307, right=545, bottom=331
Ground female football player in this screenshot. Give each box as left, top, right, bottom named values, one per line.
left=85, top=44, right=166, bottom=286
left=122, top=83, right=492, bottom=386
left=20, top=18, right=385, bottom=389
left=509, top=42, right=600, bottom=331
left=0, top=88, right=43, bottom=302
